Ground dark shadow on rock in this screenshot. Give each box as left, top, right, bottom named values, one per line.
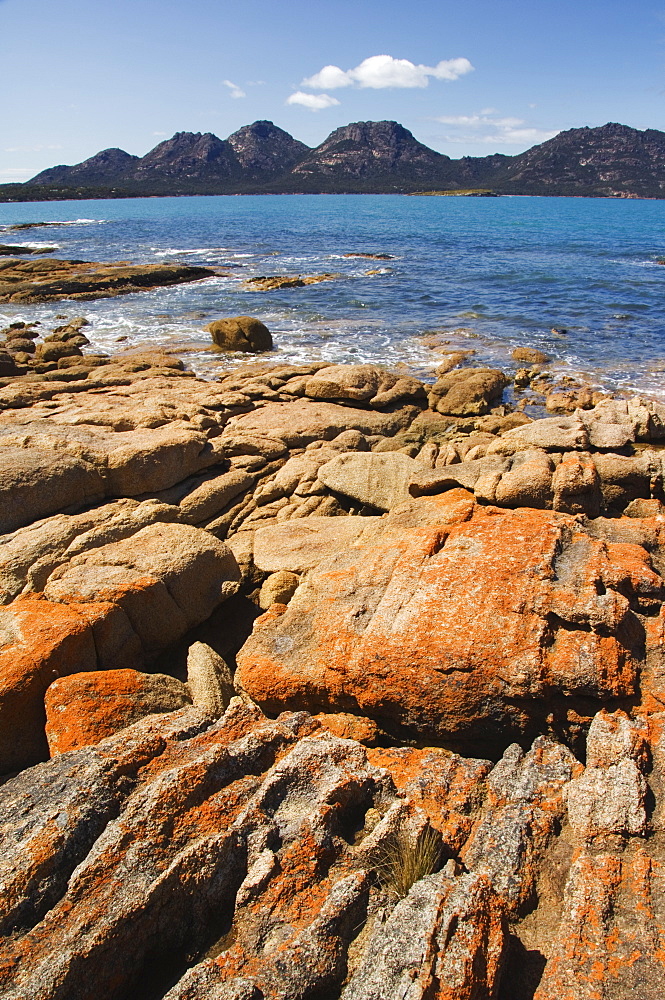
left=497, top=935, right=547, bottom=1000
left=153, top=594, right=263, bottom=681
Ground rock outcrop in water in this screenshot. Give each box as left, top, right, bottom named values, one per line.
left=10, top=119, right=665, bottom=199
left=3, top=352, right=665, bottom=997
left=0, top=257, right=216, bottom=303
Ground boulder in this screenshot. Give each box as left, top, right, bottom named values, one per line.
left=206, top=316, right=273, bottom=353
left=492, top=448, right=555, bottom=509
left=428, top=368, right=508, bottom=416
left=226, top=399, right=419, bottom=449
left=511, top=347, right=549, bottom=365
left=593, top=451, right=656, bottom=509
left=488, top=415, right=590, bottom=453
left=0, top=498, right=182, bottom=605
left=313, top=712, right=383, bottom=746
left=340, top=871, right=506, bottom=1000
left=317, top=451, right=419, bottom=511
left=551, top=450, right=601, bottom=516
left=252, top=449, right=338, bottom=506
left=410, top=447, right=658, bottom=515
left=0, top=522, right=239, bottom=773
left=2, top=681, right=665, bottom=997
left=5, top=337, right=35, bottom=354
left=186, top=641, right=235, bottom=716
left=0, top=350, right=18, bottom=376
left=564, top=709, right=649, bottom=839
left=156, top=468, right=256, bottom=525
left=44, top=669, right=192, bottom=754
left=461, top=737, right=580, bottom=913
left=0, top=710, right=397, bottom=1000
left=0, top=361, right=255, bottom=533
left=236, top=491, right=661, bottom=755
left=366, top=746, right=491, bottom=850
left=533, top=845, right=665, bottom=1000
left=258, top=570, right=300, bottom=609
left=303, top=365, right=426, bottom=409
left=34, top=342, right=83, bottom=363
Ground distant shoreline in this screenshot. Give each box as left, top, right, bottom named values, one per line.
left=0, top=188, right=661, bottom=205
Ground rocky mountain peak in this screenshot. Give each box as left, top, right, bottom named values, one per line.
left=495, top=121, right=665, bottom=197
left=30, top=148, right=139, bottom=186
left=226, top=120, right=310, bottom=175
left=293, top=119, right=450, bottom=180
left=21, top=118, right=665, bottom=198
left=134, top=131, right=237, bottom=180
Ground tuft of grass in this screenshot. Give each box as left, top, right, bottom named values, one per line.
left=375, top=825, right=442, bottom=901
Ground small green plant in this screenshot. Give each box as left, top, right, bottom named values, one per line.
left=375, top=825, right=442, bottom=901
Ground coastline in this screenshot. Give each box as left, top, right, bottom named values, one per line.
left=2, top=196, right=665, bottom=406
left=2, top=188, right=665, bottom=995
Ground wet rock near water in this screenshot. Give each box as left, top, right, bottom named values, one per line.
left=245, top=272, right=340, bottom=290
left=207, top=316, right=274, bottom=353
left=0, top=257, right=217, bottom=303
left=0, top=244, right=57, bottom=256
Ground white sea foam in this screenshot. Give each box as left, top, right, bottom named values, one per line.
left=8, top=241, right=61, bottom=249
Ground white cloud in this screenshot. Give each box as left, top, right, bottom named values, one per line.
left=152, top=131, right=168, bottom=136
left=302, top=54, right=473, bottom=90
left=434, top=114, right=525, bottom=128
left=222, top=79, right=246, bottom=99
left=286, top=91, right=341, bottom=111
left=431, top=111, right=557, bottom=146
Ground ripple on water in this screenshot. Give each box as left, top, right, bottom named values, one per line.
left=1, top=193, right=665, bottom=399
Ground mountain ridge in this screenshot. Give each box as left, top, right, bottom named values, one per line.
left=4, top=119, right=665, bottom=200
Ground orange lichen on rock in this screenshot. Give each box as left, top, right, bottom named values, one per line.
left=535, top=848, right=665, bottom=1000
left=44, top=669, right=192, bottom=754
left=236, top=493, right=656, bottom=753
left=314, top=711, right=383, bottom=745
left=0, top=594, right=115, bottom=772
left=366, top=746, right=491, bottom=851
left=0, top=522, right=239, bottom=773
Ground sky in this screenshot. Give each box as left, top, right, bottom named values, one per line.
left=2, top=0, right=665, bottom=182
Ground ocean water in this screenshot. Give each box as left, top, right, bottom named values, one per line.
left=1, top=193, right=665, bottom=398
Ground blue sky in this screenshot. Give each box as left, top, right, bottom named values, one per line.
left=2, top=0, right=665, bottom=182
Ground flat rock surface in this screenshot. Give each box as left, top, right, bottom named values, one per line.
left=227, top=398, right=420, bottom=448
left=253, top=515, right=382, bottom=574
left=0, top=257, right=216, bottom=303
left=318, top=451, right=418, bottom=511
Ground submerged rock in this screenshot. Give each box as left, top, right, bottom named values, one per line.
left=245, top=273, right=339, bottom=290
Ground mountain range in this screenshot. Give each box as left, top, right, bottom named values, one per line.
left=3, top=119, right=665, bottom=201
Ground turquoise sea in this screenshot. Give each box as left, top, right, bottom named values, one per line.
left=1, top=193, right=665, bottom=398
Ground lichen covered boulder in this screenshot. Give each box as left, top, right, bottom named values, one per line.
left=236, top=490, right=661, bottom=755
left=44, top=669, right=192, bottom=754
